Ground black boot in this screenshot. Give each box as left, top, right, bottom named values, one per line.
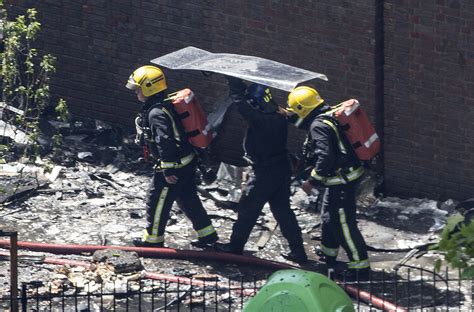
left=213, top=242, right=244, bottom=255
left=190, top=234, right=219, bottom=248
left=133, top=239, right=164, bottom=248
left=281, top=251, right=308, bottom=264
left=314, top=245, right=348, bottom=276
left=314, top=245, right=337, bottom=265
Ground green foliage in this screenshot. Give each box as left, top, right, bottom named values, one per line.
left=52, top=133, right=62, bottom=152
left=1, top=7, right=53, bottom=109
left=0, top=144, right=8, bottom=163
left=0, top=3, right=67, bottom=157
left=51, top=99, right=68, bottom=152
left=434, top=214, right=474, bottom=278
left=55, top=98, right=69, bottom=122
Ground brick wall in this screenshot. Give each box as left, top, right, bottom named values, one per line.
left=4, top=0, right=381, bottom=166
left=8, top=1, right=473, bottom=200
left=384, top=0, right=474, bottom=200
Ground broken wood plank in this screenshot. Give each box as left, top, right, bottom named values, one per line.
left=36, top=188, right=82, bottom=194
left=89, top=173, right=144, bottom=200
left=256, top=221, right=279, bottom=250
left=197, top=186, right=237, bottom=211
left=0, top=184, right=43, bottom=204
left=0, top=102, right=25, bottom=116
left=0, top=207, right=25, bottom=218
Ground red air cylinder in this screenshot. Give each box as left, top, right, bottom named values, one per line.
left=171, top=89, right=214, bottom=149
left=333, top=99, right=380, bottom=160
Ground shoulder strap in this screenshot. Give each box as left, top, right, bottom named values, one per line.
left=164, top=91, right=180, bottom=102
left=145, top=103, right=182, bottom=143
left=161, top=107, right=182, bottom=143
left=317, top=115, right=347, bottom=155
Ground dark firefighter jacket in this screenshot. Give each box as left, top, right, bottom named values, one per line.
left=295, top=107, right=362, bottom=186
left=228, top=79, right=288, bottom=166
left=142, top=93, right=195, bottom=177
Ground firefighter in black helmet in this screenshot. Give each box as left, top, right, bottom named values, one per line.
left=286, top=86, right=370, bottom=279
left=126, top=65, right=218, bottom=248
left=214, top=77, right=307, bottom=264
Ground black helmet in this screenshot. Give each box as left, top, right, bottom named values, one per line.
left=245, top=83, right=277, bottom=113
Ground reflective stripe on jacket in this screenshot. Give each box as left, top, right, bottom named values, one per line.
left=158, top=153, right=195, bottom=169
left=311, top=166, right=364, bottom=186
left=309, top=114, right=363, bottom=186
left=141, top=94, right=195, bottom=174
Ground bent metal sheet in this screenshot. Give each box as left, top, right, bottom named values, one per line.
left=151, top=46, right=328, bottom=92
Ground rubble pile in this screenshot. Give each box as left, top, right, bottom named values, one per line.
left=0, top=117, right=461, bottom=309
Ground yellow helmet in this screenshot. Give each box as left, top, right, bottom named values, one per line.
left=287, top=86, right=324, bottom=119
left=126, top=65, right=167, bottom=97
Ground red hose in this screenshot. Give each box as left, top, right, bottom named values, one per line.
left=343, top=284, right=406, bottom=312
left=0, top=239, right=405, bottom=311
left=0, top=240, right=294, bottom=271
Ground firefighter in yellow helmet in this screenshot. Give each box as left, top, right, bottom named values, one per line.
left=286, top=86, right=370, bottom=280
left=287, top=86, right=325, bottom=121
left=126, top=65, right=218, bottom=248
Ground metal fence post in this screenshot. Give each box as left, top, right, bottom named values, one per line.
left=10, top=231, right=18, bottom=312
left=0, top=230, right=18, bottom=312
left=20, top=284, right=27, bottom=312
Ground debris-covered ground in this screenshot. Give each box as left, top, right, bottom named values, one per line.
left=0, top=118, right=471, bottom=311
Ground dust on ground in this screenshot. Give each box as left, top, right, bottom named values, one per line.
left=0, top=118, right=468, bottom=310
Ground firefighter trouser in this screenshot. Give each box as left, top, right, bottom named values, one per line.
left=143, top=162, right=217, bottom=244
left=319, top=181, right=370, bottom=270
left=230, top=160, right=305, bottom=254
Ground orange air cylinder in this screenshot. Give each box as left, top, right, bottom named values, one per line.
left=171, top=89, right=214, bottom=149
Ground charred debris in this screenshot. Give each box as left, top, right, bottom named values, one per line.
left=0, top=114, right=464, bottom=307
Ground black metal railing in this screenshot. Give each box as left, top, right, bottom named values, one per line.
left=338, top=265, right=474, bottom=311
left=2, top=276, right=263, bottom=311
left=1, top=265, right=472, bottom=311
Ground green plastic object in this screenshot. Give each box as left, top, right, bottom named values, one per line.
left=243, top=269, right=354, bottom=312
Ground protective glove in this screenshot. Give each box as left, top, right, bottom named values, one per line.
left=163, top=168, right=178, bottom=184
left=302, top=179, right=315, bottom=195
left=302, top=178, right=324, bottom=195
